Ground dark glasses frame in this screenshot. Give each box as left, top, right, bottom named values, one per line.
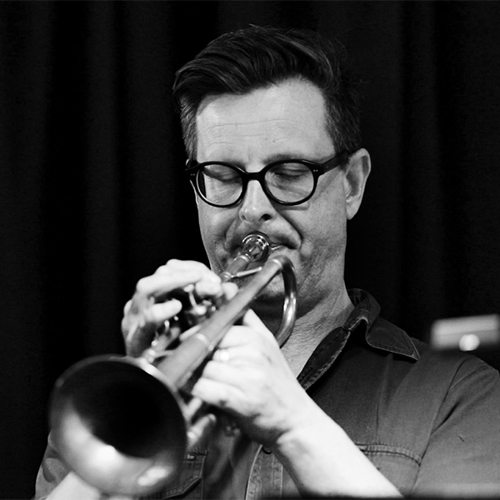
left=186, top=151, right=351, bottom=208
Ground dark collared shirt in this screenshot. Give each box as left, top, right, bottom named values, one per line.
left=35, top=290, right=500, bottom=499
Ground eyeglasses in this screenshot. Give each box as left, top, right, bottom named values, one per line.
left=186, top=151, right=350, bottom=208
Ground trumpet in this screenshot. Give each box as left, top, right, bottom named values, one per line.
left=49, top=232, right=297, bottom=496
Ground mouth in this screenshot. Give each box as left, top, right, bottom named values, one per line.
left=221, top=230, right=297, bottom=269
left=269, top=243, right=285, bottom=255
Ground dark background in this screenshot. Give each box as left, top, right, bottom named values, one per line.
left=2, top=1, right=500, bottom=498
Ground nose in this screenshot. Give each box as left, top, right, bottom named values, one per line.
left=238, top=179, right=276, bottom=224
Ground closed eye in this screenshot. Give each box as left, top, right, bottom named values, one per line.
left=203, top=165, right=241, bottom=183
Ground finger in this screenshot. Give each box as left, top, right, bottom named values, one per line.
left=216, top=322, right=278, bottom=351
left=122, top=296, right=182, bottom=336
left=241, top=309, right=273, bottom=335
left=212, top=341, right=271, bottom=368
left=215, top=325, right=255, bottom=350
left=191, top=373, right=243, bottom=410
left=160, top=260, right=221, bottom=287
left=158, top=259, right=213, bottom=274
left=142, top=299, right=182, bottom=324
left=160, top=260, right=225, bottom=299
left=222, top=282, right=238, bottom=300
left=194, top=277, right=223, bottom=298
left=213, top=348, right=232, bottom=363
left=135, top=269, right=202, bottom=297
left=123, top=299, right=132, bottom=316
left=200, top=358, right=257, bottom=385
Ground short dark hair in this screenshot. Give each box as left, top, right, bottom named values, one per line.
left=172, top=25, right=362, bottom=159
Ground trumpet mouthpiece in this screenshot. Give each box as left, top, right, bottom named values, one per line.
left=220, top=232, right=270, bottom=282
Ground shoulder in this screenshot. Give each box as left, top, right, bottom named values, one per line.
left=371, top=315, right=500, bottom=400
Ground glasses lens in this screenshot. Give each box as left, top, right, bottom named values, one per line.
left=198, top=164, right=243, bottom=206
left=265, top=162, right=315, bottom=203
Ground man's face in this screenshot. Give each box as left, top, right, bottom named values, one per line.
left=194, top=79, right=353, bottom=317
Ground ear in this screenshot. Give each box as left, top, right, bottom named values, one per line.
left=343, top=148, right=371, bottom=220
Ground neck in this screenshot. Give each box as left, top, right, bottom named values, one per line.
left=255, top=285, right=354, bottom=376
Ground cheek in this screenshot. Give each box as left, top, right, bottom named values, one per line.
left=297, top=197, right=347, bottom=276
left=302, top=220, right=346, bottom=272
left=302, top=193, right=347, bottom=247
left=197, top=207, right=217, bottom=249
left=197, top=205, right=231, bottom=271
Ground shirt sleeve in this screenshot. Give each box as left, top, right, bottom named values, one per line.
left=34, top=433, right=71, bottom=500
left=413, top=357, right=500, bottom=496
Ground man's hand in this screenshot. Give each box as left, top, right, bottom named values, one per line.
left=121, top=258, right=306, bottom=448
left=191, top=309, right=313, bottom=448
left=192, top=310, right=401, bottom=498
left=119, top=260, right=401, bottom=497
left=121, top=259, right=234, bottom=356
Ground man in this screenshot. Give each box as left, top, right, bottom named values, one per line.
left=36, top=26, right=500, bottom=499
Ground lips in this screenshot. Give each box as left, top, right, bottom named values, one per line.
left=221, top=228, right=298, bottom=268
left=232, top=237, right=287, bottom=256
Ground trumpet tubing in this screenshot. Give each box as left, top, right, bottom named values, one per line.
left=49, top=233, right=297, bottom=496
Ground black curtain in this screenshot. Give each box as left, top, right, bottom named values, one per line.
left=2, top=2, right=500, bottom=498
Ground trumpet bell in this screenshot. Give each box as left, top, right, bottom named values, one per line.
left=50, top=356, right=187, bottom=496
left=48, top=233, right=297, bottom=496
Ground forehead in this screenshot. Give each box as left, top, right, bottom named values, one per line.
left=195, top=80, right=332, bottom=161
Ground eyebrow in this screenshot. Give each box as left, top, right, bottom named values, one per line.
left=218, top=152, right=324, bottom=168
left=265, top=152, right=309, bottom=162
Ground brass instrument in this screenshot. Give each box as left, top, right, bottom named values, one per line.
left=49, top=232, right=296, bottom=496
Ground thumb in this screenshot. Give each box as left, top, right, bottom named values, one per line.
left=242, top=309, right=276, bottom=340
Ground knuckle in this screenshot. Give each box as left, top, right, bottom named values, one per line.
left=135, top=277, right=149, bottom=294
left=155, top=264, right=168, bottom=274
left=141, top=306, right=158, bottom=324
left=120, top=318, right=129, bottom=336
left=202, top=360, right=217, bottom=378
left=123, top=299, right=132, bottom=315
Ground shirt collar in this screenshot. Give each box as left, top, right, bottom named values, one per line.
left=297, top=289, right=419, bottom=390
left=346, top=289, right=420, bottom=361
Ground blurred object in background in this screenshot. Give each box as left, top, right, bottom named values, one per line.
left=430, top=314, right=500, bottom=370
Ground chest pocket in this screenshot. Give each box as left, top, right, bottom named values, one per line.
left=140, top=452, right=207, bottom=500
left=359, top=444, right=421, bottom=494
